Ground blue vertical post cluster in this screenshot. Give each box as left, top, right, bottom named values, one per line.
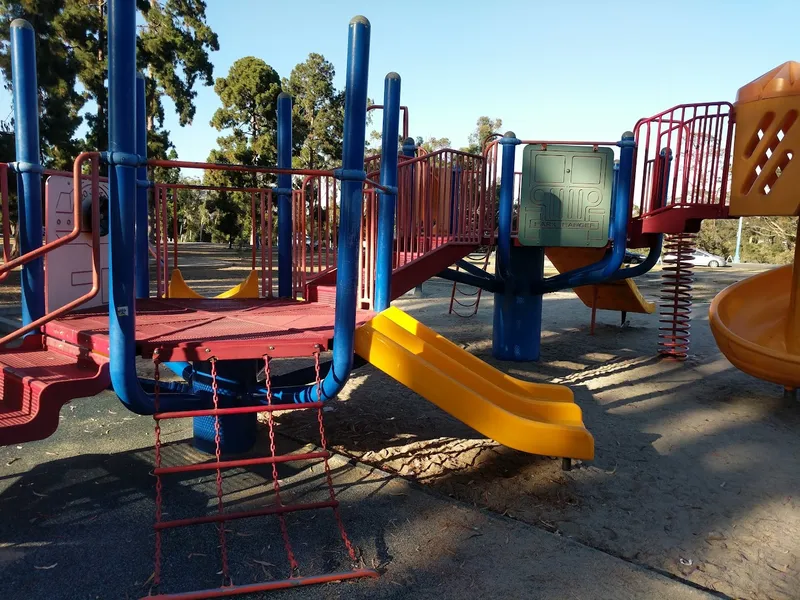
left=135, top=72, right=149, bottom=298
left=374, top=72, right=401, bottom=312
left=276, top=92, right=293, bottom=298
left=493, top=131, right=545, bottom=361
left=10, top=19, right=45, bottom=326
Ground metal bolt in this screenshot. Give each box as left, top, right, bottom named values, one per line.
left=269, top=346, right=275, bottom=350
left=205, top=348, right=211, bottom=353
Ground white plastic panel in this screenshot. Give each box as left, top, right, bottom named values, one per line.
left=44, top=175, right=109, bottom=311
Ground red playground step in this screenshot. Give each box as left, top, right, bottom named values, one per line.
left=0, top=336, right=110, bottom=445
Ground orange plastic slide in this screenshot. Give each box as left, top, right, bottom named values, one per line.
left=709, top=264, right=800, bottom=389
left=545, top=247, right=655, bottom=315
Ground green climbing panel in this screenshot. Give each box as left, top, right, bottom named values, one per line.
left=518, top=144, right=614, bottom=247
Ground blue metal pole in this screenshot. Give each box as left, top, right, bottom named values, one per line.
left=106, top=0, right=200, bottom=415
left=492, top=131, right=544, bottom=361
left=277, top=92, right=293, bottom=297
left=10, top=19, right=45, bottom=326
left=496, top=132, right=520, bottom=281
left=374, top=72, right=401, bottom=312
left=273, top=16, right=370, bottom=403
left=135, top=72, right=149, bottom=298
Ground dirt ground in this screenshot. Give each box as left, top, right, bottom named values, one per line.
left=5, top=243, right=799, bottom=599
left=274, top=257, right=799, bottom=600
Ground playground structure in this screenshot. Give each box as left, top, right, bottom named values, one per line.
left=0, top=0, right=797, bottom=594
left=709, top=62, right=800, bottom=392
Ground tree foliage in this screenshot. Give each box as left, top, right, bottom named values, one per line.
left=0, top=0, right=219, bottom=167
left=697, top=217, right=797, bottom=265
left=463, top=116, right=502, bottom=154
left=416, top=135, right=451, bottom=153
left=284, top=53, right=344, bottom=170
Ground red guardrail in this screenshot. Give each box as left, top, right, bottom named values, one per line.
left=632, top=102, right=734, bottom=221
left=0, top=152, right=103, bottom=346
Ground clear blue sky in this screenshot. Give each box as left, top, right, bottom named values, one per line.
left=3, top=0, right=799, bottom=160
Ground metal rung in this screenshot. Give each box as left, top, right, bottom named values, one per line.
left=155, top=401, right=323, bottom=420
left=155, top=500, right=338, bottom=530
left=142, top=569, right=379, bottom=599
left=154, top=451, right=330, bottom=475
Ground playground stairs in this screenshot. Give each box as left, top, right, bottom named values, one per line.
left=0, top=335, right=110, bottom=445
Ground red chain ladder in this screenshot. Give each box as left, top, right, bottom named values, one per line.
left=144, top=351, right=377, bottom=599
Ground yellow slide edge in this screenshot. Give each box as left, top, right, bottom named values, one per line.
left=168, top=268, right=260, bottom=299
left=355, top=307, right=594, bottom=460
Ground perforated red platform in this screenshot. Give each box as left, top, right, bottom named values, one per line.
left=44, top=298, right=374, bottom=362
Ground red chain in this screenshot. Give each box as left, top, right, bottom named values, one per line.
left=211, top=358, right=231, bottom=585
left=264, top=355, right=299, bottom=574
left=152, top=353, right=163, bottom=589
left=314, top=351, right=357, bottom=562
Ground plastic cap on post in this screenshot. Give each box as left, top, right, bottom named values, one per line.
left=350, top=15, right=370, bottom=26
left=500, top=131, right=519, bottom=145
left=619, top=131, right=635, bottom=147
left=10, top=18, right=33, bottom=30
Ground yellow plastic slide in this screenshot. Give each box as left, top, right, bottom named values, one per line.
left=545, top=247, right=655, bottom=315
left=709, top=264, right=800, bottom=389
left=354, top=307, right=594, bottom=459
left=168, top=268, right=260, bottom=299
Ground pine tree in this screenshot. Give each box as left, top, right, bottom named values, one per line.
left=0, top=0, right=219, bottom=165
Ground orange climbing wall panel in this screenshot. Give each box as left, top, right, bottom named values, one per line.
left=730, top=61, right=800, bottom=217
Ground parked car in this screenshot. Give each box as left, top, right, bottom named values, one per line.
left=623, top=250, right=647, bottom=264
left=659, top=248, right=727, bottom=267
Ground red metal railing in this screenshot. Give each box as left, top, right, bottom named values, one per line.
left=292, top=176, right=338, bottom=298
left=0, top=153, right=103, bottom=346
left=632, top=102, right=734, bottom=221
left=0, top=164, right=11, bottom=282
left=147, top=159, right=337, bottom=300
left=366, top=104, right=410, bottom=140
left=153, top=183, right=273, bottom=298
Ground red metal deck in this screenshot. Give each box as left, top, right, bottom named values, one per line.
left=44, top=298, right=374, bottom=362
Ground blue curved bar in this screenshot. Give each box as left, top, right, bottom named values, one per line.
left=273, top=16, right=371, bottom=404
left=107, top=0, right=203, bottom=414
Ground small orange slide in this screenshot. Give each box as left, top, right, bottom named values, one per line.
left=709, top=264, right=800, bottom=389
left=545, top=247, right=655, bottom=316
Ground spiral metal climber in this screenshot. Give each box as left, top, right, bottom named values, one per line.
left=658, top=233, right=696, bottom=360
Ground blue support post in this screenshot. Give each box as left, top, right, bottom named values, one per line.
left=400, top=137, right=423, bottom=296
left=106, top=0, right=200, bottom=415
left=374, top=72, right=401, bottom=312
left=135, top=72, right=149, bottom=298
left=272, top=16, right=371, bottom=403
left=10, top=20, right=45, bottom=327
left=492, top=131, right=543, bottom=361
left=277, top=92, right=293, bottom=297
